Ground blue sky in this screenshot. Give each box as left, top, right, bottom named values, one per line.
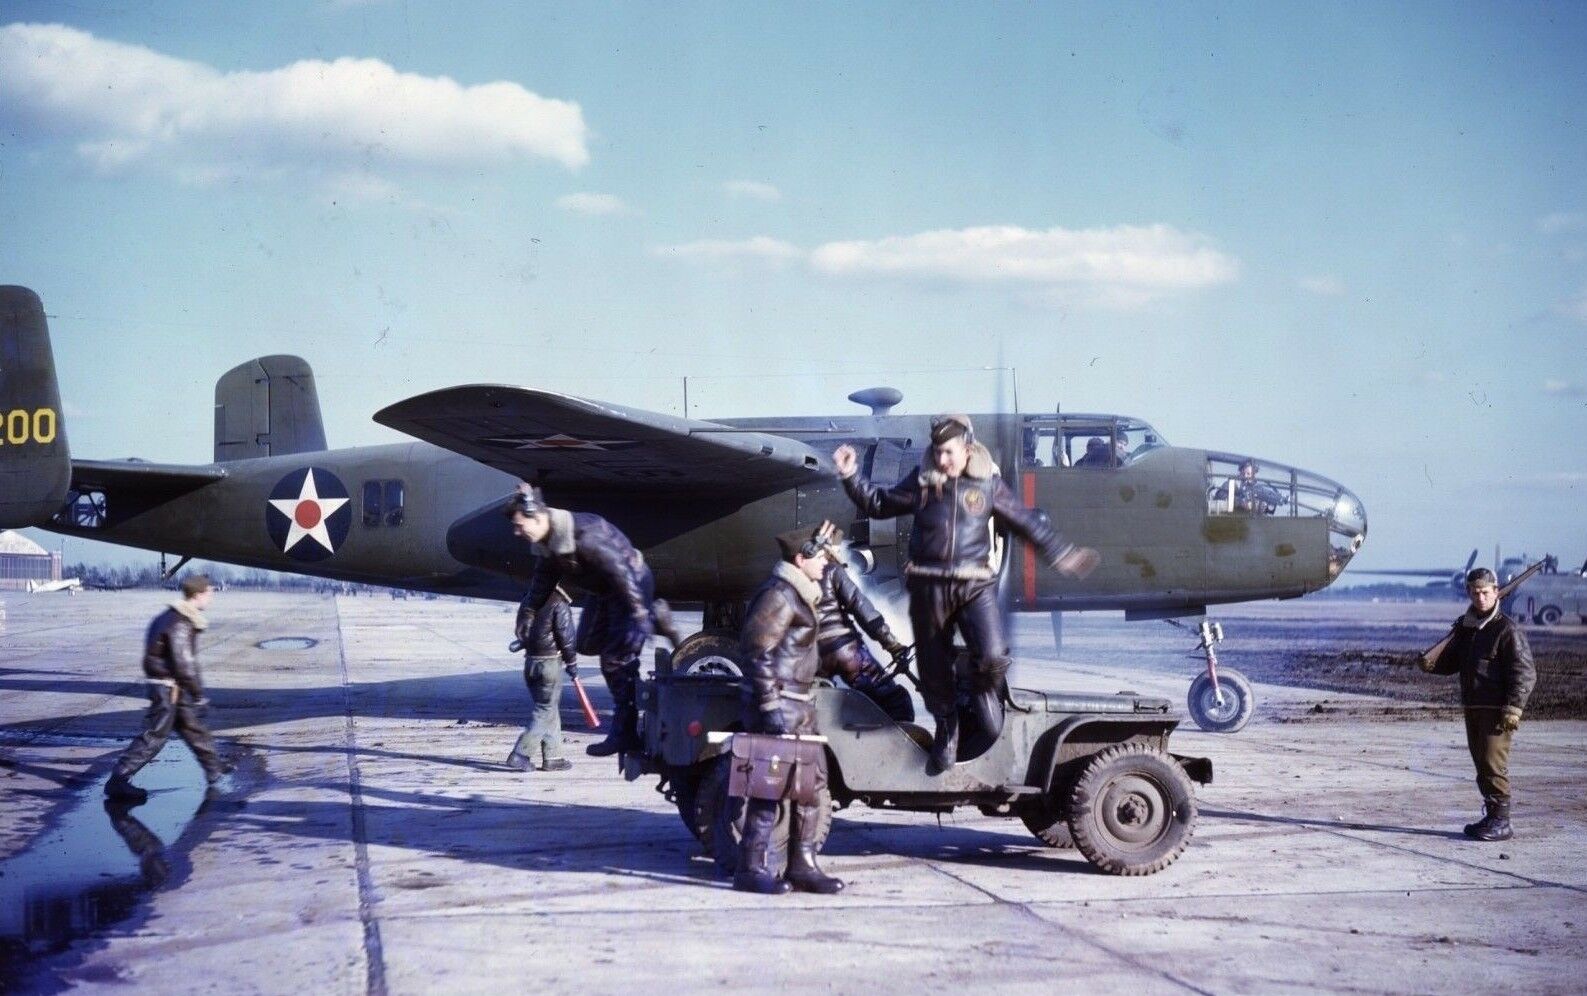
left=2, top=2, right=1584, bottom=576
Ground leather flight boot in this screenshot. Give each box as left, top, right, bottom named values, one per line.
left=104, top=772, right=148, bottom=804
left=1464, top=798, right=1513, bottom=841
left=541, top=757, right=573, bottom=772
left=505, top=747, right=535, bottom=771
left=733, top=801, right=791, bottom=895
left=927, top=710, right=958, bottom=775
left=785, top=803, right=843, bottom=894
left=587, top=666, right=641, bottom=757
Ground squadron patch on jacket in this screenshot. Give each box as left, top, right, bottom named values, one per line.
left=962, top=486, right=987, bottom=515
left=266, top=467, right=352, bottom=561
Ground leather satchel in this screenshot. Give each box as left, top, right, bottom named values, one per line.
left=728, top=733, right=826, bottom=804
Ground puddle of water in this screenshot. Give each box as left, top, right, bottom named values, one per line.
left=256, top=637, right=319, bottom=651
left=0, top=745, right=207, bottom=976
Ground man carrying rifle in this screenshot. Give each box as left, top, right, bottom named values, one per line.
left=507, top=484, right=680, bottom=757
left=506, top=585, right=577, bottom=772
left=1419, top=567, right=1536, bottom=841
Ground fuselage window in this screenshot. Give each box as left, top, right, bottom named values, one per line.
left=383, top=480, right=405, bottom=527
left=362, top=481, right=383, bottom=527
left=363, top=479, right=406, bottom=527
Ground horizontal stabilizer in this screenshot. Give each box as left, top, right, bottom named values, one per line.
left=375, top=385, right=828, bottom=495
left=70, top=459, right=228, bottom=494
left=55, top=460, right=228, bottom=531
left=0, top=286, right=71, bottom=527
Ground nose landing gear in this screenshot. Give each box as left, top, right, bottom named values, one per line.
left=1169, top=618, right=1255, bottom=733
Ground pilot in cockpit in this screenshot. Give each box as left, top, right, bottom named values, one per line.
left=1234, top=459, right=1284, bottom=514
left=1073, top=437, right=1113, bottom=468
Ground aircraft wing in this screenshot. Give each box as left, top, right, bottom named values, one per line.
left=374, top=386, right=829, bottom=494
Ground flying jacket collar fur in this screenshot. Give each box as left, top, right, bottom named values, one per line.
left=774, top=560, right=822, bottom=610
left=169, top=598, right=209, bottom=632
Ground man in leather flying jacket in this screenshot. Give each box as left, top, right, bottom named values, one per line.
left=105, top=575, right=230, bottom=802
left=508, top=484, right=680, bottom=757
left=834, top=415, right=1099, bottom=774
left=507, top=584, right=577, bottom=771
left=734, top=524, right=844, bottom=895
left=1420, top=567, right=1537, bottom=841
left=813, top=528, right=916, bottom=723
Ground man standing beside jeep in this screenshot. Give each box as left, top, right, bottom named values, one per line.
left=507, top=484, right=680, bottom=758
left=733, top=524, right=844, bottom=895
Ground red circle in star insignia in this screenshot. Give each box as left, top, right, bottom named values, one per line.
left=294, top=501, right=322, bottom=529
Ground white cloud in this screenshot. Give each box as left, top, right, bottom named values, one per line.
left=1298, top=274, right=1345, bottom=296
left=0, top=22, right=589, bottom=191
left=724, top=180, right=781, bottom=202
left=555, top=192, right=632, bottom=216
left=1544, top=379, right=1587, bottom=398
left=807, top=224, right=1239, bottom=305
left=651, top=236, right=802, bottom=263
left=1537, top=212, right=1586, bottom=235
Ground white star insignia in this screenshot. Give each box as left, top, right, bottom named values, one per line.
left=268, top=470, right=349, bottom=554
left=484, top=433, right=632, bottom=451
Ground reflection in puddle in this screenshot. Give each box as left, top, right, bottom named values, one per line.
left=0, top=740, right=209, bottom=976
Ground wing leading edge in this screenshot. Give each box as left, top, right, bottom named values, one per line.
left=374, top=386, right=829, bottom=495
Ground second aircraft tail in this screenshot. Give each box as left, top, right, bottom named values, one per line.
left=0, top=286, right=71, bottom=528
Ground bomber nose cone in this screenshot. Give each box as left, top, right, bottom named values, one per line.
left=1326, top=485, right=1367, bottom=580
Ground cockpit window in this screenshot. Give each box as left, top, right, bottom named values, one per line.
left=1020, top=414, right=1165, bottom=469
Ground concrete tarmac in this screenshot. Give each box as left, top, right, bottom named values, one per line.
left=2, top=591, right=1584, bottom=994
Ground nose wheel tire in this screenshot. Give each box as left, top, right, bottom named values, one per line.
left=1066, top=743, right=1196, bottom=876
left=1187, top=667, right=1254, bottom=733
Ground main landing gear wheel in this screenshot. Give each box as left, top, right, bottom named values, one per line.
left=696, top=754, right=832, bottom=876
left=1066, top=742, right=1196, bottom=876
left=1187, top=668, right=1254, bottom=733
left=672, top=631, right=747, bottom=677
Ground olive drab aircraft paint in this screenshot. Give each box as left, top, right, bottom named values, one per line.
left=0, top=284, right=1371, bottom=722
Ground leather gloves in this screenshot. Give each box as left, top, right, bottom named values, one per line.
left=1495, top=708, right=1522, bottom=735
left=760, top=708, right=791, bottom=736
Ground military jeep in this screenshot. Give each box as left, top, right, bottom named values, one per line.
left=622, top=651, right=1213, bottom=877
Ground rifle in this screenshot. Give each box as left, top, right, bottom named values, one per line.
left=1418, top=560, right=1546, bottom=669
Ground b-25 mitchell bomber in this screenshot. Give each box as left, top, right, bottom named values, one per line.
left=1, top=285, right=1368, bottom=729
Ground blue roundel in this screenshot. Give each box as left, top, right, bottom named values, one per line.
left=265, top=467, right=352, bottom=562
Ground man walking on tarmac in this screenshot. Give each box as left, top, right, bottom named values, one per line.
left=735, top=524, right=844, bottom=895
left=506, top=584, right=577, bottom=771
left=507, top=484, right=679, bottom=757
left=812, top=526, right=917, bottom=723
left=105, top=575, right=230, bottom=802
left=1420, top=567, right=1536, bottom=841
left=834, top=415, right=1099, bottom=775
